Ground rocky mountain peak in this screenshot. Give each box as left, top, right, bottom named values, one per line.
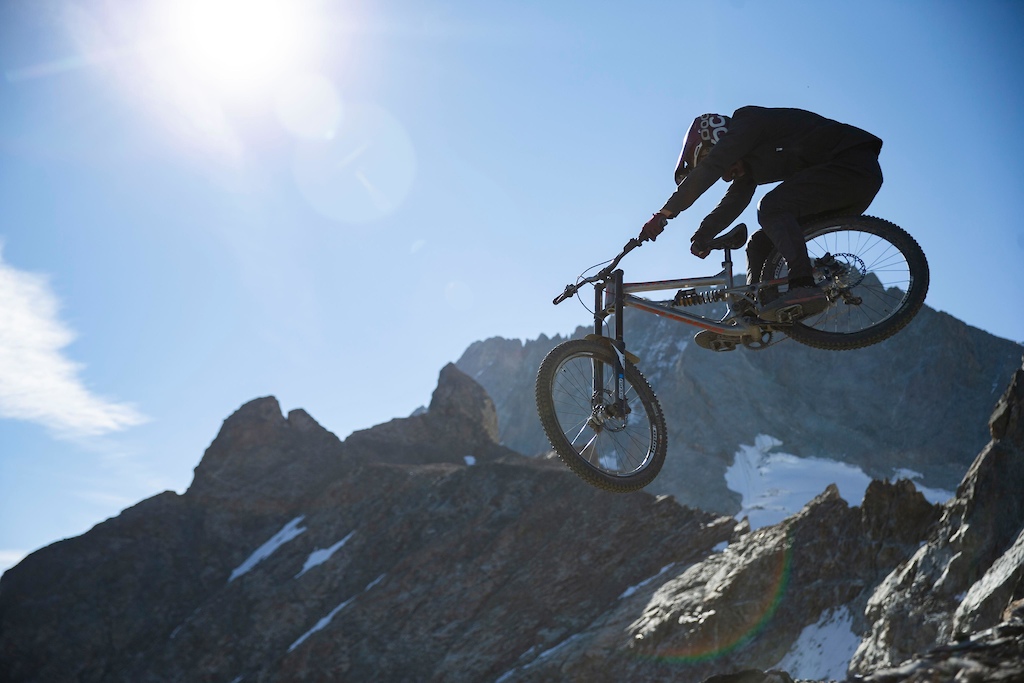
left=0, top=366, right=743, bottom=683
left=2, top=342, right=1022, bottom=682
left=427, top=362, right=500, bottom=442
left=186, top=396, right=343, bottom=506
left=457, top=306, right=1024, bottom=515
left=341, top=362, right=509, bottom=467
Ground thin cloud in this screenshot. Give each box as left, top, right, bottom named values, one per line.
left=0, top=246, right=147, bottom=438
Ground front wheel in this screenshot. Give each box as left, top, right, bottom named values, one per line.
left=535, top=339, right=667, bottom=492
left=760, top=215, right=929, bottom=351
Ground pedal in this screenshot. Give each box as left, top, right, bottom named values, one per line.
left=694, top=331, right=739, bottom=352
left=775, top=305, right=804, bottom=324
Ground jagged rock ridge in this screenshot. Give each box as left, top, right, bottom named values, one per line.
left=846, top=358, right=1024, bottom=681
left=1, top=355, right=1022, bottom=682
left=0, top=364, right=736, bottom=682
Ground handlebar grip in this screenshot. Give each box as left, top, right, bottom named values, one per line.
left=553, top=284, right=577, bottom=305
left=553, top=238, right=641, bottom=305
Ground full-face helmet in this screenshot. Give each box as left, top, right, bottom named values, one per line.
left=674, top=113, right=730, bottom=184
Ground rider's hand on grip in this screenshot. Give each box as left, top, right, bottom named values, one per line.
left=690, top=237, right=711, bottom=259
left=640, top=212, right=668, bottom=242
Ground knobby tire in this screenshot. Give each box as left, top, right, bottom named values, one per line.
left=760, top=215, right=929, bottom=351
left=535, top=339, right=667, bottom=492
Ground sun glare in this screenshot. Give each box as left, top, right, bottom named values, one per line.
left=161, top=0, right=309, bottom=92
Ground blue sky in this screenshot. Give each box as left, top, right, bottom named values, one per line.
left=2, top=0, right=1022, bottom=572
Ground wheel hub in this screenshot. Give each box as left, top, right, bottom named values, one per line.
left=815, top=252, right=866, bottom=290
left=590, top=392, right=629, bottom=432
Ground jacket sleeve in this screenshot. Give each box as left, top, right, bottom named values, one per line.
left=694, top=174, right=756, bottom=242
left=660, top=163, right=720, bottom=217
left=660, top=109, right=763, bottom=218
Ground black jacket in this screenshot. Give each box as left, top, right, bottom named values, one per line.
left=662, top=106, right=882, bottom=241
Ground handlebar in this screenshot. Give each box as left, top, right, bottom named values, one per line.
left=552, top=237, right=645, bottom=305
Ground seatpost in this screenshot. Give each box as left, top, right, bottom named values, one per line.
left=722, top=247, right=736, bottom=288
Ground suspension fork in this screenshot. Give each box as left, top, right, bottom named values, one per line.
left=592, top=271, right=628, bottom=417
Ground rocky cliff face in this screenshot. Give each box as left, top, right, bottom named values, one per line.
left=2, top=357, right=1022, bottom=683
left=457, top=302, right=1023, bottom=515
left=499, top=479, right=938, bottom=682
left=848, top=358, right=1024, bottom=678
left=0, top=364, right=737, bottom=683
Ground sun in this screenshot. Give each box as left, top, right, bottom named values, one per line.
left=159, top=0, right=310, bottom=92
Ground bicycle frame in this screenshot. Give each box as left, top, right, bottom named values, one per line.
left=597, top=245, right=773, bottom=338
left=540, top=214, right=927, bottom=492
left=585, top=242, right=777, bottom=417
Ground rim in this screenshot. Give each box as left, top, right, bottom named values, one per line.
left=549, top=352, right=656, bottom=477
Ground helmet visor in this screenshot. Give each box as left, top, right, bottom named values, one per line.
left=674, top=116, right=704, bottom=185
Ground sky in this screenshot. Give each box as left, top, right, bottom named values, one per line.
left=1, top=0, right=1023, bottom=573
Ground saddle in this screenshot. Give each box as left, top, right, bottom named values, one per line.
left=707, top=223, right=748, bottom=251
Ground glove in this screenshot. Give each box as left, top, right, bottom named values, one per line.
left=640, top=213, right=668, bottom=242
left=690, top=235, right=711, bottom=259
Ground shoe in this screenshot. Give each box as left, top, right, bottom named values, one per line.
left=758, top=286, right=829, bottom=322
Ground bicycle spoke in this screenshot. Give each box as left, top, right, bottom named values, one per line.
left=801, top=227, right=916, bottom=333
left=545, top=346, right=657, bottom=478
left=770, top=218, right=929, bottom=349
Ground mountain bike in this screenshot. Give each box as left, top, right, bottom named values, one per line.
left=535, top=215, right=928, bottom=492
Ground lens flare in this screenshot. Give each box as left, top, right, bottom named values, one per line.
left=275, top=74, right=343, bottom=140
left=634, top=538, right=794, bottom=665
left=292, top=102, right=416, bottom=224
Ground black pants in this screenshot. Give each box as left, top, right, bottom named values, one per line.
left=747, top=144, right=884, bottom=284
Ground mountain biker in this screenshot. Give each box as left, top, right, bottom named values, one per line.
left=639, top=106, right=884, bottom=324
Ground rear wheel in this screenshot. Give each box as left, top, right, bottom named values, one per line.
left=535, top=339, right=667, bottom=492
left=760, top=215, right=929, bottom=350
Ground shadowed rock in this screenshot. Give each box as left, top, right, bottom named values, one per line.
left=850, top=358, right=1024, bottom=676
left=2, top=355, right=1021, bottom=683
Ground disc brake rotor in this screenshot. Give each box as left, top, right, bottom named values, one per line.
left=816, top=252, right=867, bottom=290
left=589, top=391, right=628, bottom=432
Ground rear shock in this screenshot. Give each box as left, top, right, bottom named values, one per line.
left=672, top=288, right=726, bottom=307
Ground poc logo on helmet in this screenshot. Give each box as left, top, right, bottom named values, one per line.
left=699, top=114, right=729, bottom=143
left=675, top=113, right=731, bottom=184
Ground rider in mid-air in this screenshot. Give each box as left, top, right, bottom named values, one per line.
left=639, top=105, right=884, bottom=335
